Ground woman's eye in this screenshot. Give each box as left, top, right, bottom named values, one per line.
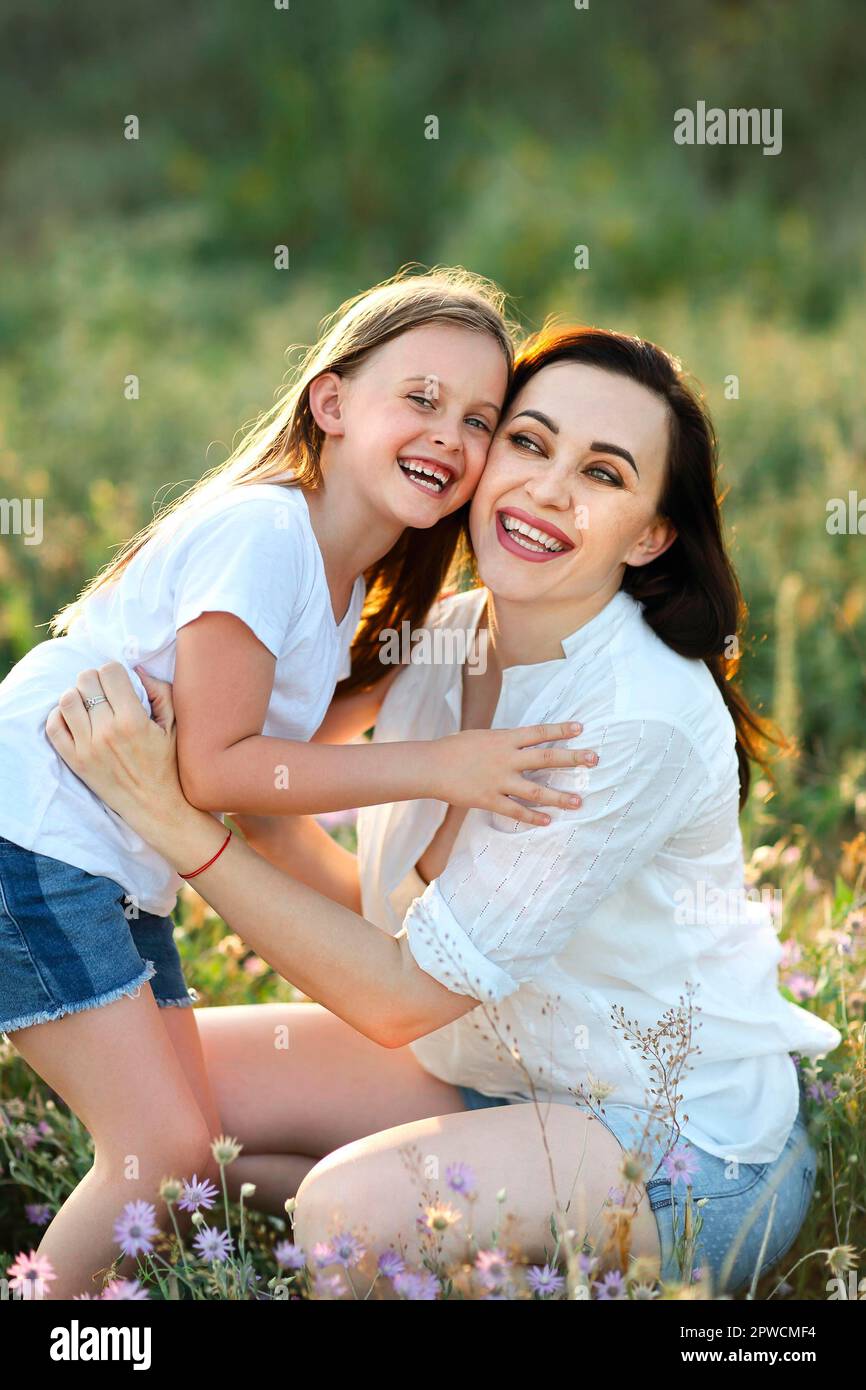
left=586, top=464, right=622, bottom=485
left=508, top=431, right=544, bottom=455
left=408, top=393, right=435, bottom=409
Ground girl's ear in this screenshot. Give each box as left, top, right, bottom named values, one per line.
left=624, top=516, right=678, bottom=568
left=308, top=372, right=346, bottom=437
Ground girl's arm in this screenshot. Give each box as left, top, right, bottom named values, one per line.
left=172, top=611, right=591, bottom=825
left=230, top=667, right=394, bottom=908
left=46, top=665, right=475, bottom=1048
left=310, top=668, right=400, bottom=744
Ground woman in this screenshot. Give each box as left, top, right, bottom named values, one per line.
left=46, top=327, right=841, bottom=1297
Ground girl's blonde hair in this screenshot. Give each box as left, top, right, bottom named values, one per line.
left=51, top=265, right=514, bottom=689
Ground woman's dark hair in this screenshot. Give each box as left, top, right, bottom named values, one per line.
left=508, top=325, right=786, bottom=809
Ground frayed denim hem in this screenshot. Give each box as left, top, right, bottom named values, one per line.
left=157, top=990, right=198, bottom=1009
left=136, top=957, right=197, bottom=1009
left=0, top=958, right=158, bottom=1036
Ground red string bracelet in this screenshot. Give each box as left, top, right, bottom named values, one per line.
left=179, top=828, right=233, bottom=880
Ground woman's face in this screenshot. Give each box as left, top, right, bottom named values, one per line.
left=469, top=361, right=677, bottom=605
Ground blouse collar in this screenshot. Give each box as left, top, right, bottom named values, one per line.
left=443, top=586, right=640, bottom=720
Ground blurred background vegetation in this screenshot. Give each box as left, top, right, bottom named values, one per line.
left=0, top=0, right=864, bottom=854
left=1, top=0, right=865, bottom=1291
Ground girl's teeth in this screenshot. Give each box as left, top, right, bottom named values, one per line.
left=399, top=461, right=448, bottom=493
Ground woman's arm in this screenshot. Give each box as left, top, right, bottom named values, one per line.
left=46, top=664, right=475, bottom=1047
left=171, top=611, right=588, bottom=825
left=231, top=812, right=362, bottom=912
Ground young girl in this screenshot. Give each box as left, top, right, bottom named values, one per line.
left=0, top=267, right=587, bottom=1297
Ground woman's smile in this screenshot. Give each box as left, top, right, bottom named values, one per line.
left=495, top=506, right=575, bottom=562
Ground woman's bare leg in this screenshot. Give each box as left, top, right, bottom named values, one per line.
left=10, top=987, right=219, bottom=1299
left=194, top=1002, right=466, bottom=1213
left=292, top=1102, right=662, bottom=1289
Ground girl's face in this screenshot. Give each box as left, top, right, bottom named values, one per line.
left=323, top=322, right=508, bottom=528
left=469, top=361, right=676, bottom=605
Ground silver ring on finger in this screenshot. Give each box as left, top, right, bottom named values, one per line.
left=84, top=695, right=109, bottom=711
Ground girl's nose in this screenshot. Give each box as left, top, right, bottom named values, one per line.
left=431, top=412, right=463, bottom=453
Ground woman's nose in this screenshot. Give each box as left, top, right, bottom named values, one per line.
left=524, top=469, right=573, bottom=510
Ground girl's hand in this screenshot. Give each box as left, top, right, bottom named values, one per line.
left=428, top=722, right=597, bottom=826
left=45, top=662, right=188, bottom=844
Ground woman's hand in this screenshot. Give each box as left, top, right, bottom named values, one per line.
left=427, top=722, right=598, bottom=826
left=45, top=662, right=191, bottom=849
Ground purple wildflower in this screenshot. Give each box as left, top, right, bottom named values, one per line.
left=526, top=1263, right=565, bottom=1297
left=314, top=1272, right=345, bottom=1298
left=378, top=1249, right=405, bottom=1278
left=393, top=1270, right=440, bottom=1300
left=807, top=1080, right=838, bottom=1103
left=16, top=1124, right=39, bottom=1151
left=113, top=1200, right=160, bottom=1258
left=311, top=1241, right=335, bottom=1268
left=578, top=1251, right=598, bottom=1275
left=25, top=1203, right=52, bottom=1227
left=274, top=1240, right=306, bottom=1271
left=593, top=1269, right=627, bottom=1300
left=329, top=1231, right=366, bottom=1268
left=445, top=1161, right=478, bottom=1197
left=177, top=1174, right=219, bottom=1213
left=192, top=1224, right=234, bottom=1263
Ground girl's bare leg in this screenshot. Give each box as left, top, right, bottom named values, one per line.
left=194, top=1001, right=466, bottom=1213
left=10, top=987, right=219, bottom=1299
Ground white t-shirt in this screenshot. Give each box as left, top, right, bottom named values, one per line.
left=0, top=483, right=366, bottom=914
left=357, top=587, right=841, bottom=1164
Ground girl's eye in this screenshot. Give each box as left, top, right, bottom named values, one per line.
left=466, top=416, right=492, bottom=432
left=585, top=464, right=623, bottom=486
left=508, top=431, right=545, bottom=455
left=408, top=393, right=435, bottom=409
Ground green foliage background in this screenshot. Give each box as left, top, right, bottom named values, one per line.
left=1, top=0, right=865, bottom=1295
left=2, top=0, right=864, bottom=850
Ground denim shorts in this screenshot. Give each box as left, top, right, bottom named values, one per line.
left=0, top=835, right=195, bottom=1037
left=457, top=1062, right=817, bottom=1296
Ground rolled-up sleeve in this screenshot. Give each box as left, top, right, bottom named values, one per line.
left=402, top=719, right=710, bottom=1001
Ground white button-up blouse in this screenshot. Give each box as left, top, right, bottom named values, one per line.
left=356, top=586, right=841, bottom=1163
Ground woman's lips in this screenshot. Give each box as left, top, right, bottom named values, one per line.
left=495, top=509, right=574, bottom=563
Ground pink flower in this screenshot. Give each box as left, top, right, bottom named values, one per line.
left=780, top=939, right=803, bottom=968
left=662, top=1144, right=700, bottom=1187
left=785, top=972, right=817, bottom=1001
left=475, top=1248, right=511, bottom=1290
left=102, top=1278, right=149, bottom=1300
left=7, top=1250, right=56, bottom=1297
